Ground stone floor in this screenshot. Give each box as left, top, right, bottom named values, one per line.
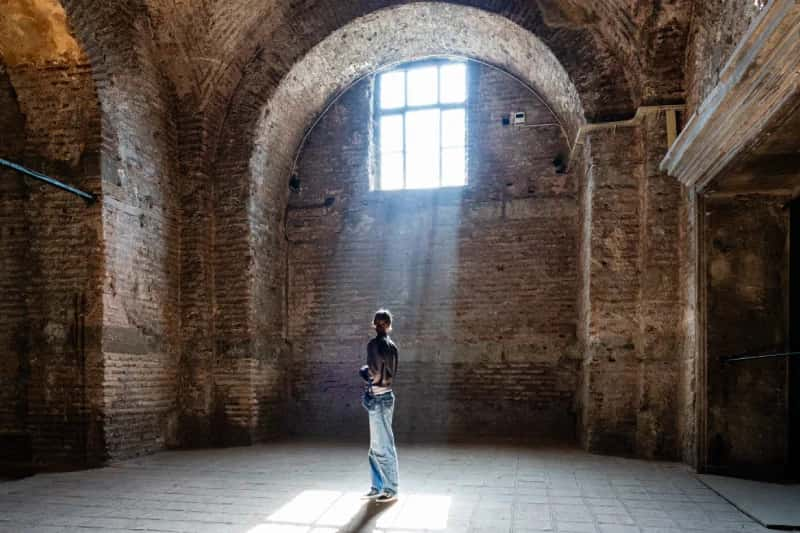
left=0, top=442, right=769, bottom=533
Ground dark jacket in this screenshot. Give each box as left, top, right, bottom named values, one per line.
left=367, top=334, right=398, bottom=388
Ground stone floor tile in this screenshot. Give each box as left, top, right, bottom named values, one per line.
left=585, top=497, right=622, bottom=507
left=629, top=509, right=669, bottom=519
left=513, top=525, right=555, bottom=532
left=469, top=524, right=512, bottom=532
left=594, top=512, right=636, bottom=525
left=556, top=521, right=599, bottom=532
left=0, top=443, right=766, bottom=533
left=597, top=525, right=640, bottom=533
left=635, top=516, right=677, bottom=528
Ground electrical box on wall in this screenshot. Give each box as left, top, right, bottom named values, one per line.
left=513, top=111, right=526, bottom=124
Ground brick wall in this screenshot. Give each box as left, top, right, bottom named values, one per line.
left=579, top=126, right=644, bottom=454
left=287, top=62, right=579, bottom=441
left=637, top=113, right=683, bottom=459
left=0, top=0, right=780, bottom=470
left=175, top=108, right=216, bottom=447
left=0, top=34, right=181, bottom=464
left=0, top=61, right=104, bottom=465
left=96, top=41, right=182, bottom=460
left=578, top=112, right=684, bottom=459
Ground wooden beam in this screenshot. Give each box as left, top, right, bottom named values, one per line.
left=665, top=109, right=678, bottom=147
left=659, top=0, right=800, bottom=191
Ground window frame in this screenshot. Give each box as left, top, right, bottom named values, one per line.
left=373, top=58, right=469, bottom=191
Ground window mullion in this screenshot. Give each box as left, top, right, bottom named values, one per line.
left=402, top=111, right=407, bottom=190
left=403, top=69, right=408, bottom=108
left=403, top=70, right=408, bottom=189
left=376, top=75, right=381, bottom=191
left=438, top=64, right=442, bottom=188
left=437, top=63, right=442, bottom=105
left=438, top=108, right=443, bottom=188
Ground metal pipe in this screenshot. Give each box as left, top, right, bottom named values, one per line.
left=722, top=351, right=800, bottom=363
left=0, top=158, right=96, bottom=203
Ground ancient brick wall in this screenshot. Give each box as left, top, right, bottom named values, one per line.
left=704, top=194, right=790, bottom=478
left=287, top=62, right=579, bottom=440
left=0, top=0, right=762, bottom=467
left=201, top=98, right=290, bottom=447
left=199, top=0, right=698, bottom=449
left=96, top=43, right=182, bottom=460
left=0, top=25, right=181, bottom=464
left=579, top=126, right=644, bottom=454
left=637, top=113, right=684, bottom=459
left=578, top=112, right=684, bottom=459
left=175, top=107, right=216, bottom=447
left=0, top=61, right=104, bottom=465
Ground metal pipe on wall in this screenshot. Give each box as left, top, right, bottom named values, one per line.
left=0, top=158, right=96, bottom=203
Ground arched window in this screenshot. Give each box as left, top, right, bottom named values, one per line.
left=374, top=59, right=468, bottom=190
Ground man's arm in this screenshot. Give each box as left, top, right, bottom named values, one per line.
left=367, top=340, right=382, bottom=384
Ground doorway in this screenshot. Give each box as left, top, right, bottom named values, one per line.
left=703, top=194, right=790, bottom=480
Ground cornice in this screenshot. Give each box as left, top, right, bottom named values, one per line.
left=660, top=0, right=800, bottom=191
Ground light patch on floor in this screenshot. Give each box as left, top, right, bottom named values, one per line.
left=247, top=489, right=451, bottom=532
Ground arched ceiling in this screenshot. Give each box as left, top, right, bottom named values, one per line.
left=139, top=0, right=691, bottom=121
left=213, top=0, right=632, bottom=125
left=1, top=0, right=693, bottom=157
left=247, top=3, right=585, bottom=204
left=538, top=0, right=691, bottom=104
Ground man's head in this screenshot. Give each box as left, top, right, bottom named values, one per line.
left=373, top=309, right=392, bottom=335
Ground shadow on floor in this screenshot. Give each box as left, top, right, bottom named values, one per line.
left=337, top=500, right=397, bottom=533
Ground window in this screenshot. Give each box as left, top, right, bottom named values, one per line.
left=375, top=60, right=468, bottom=190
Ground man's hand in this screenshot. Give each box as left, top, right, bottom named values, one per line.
left=359, top=365, right=372, bottom=383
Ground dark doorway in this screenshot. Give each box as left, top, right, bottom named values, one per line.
left=789, top=197, right=800, bottom=481
left=704, top=195, right=790, bottom=480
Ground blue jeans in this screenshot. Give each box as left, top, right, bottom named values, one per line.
left=362, top=391, right=399, bottom=494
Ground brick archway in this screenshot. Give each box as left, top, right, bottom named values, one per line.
left=205, top=3, right=589, bottom=441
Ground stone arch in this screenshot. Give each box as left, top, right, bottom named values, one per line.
left=249, top=3, right=585, bottom=200
left=243, top=3, right=586, bottom=333
left=203, top=3, right=591, bottom=441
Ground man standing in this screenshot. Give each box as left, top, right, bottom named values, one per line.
left=360, top=309, right=399, bottom=502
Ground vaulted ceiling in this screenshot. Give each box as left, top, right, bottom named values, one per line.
left=141, top=0, right=692, bottom=121
left=0, top=0, right=693, bottom=120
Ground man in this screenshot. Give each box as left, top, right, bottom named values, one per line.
left=360, top=309, right=399, bottom=503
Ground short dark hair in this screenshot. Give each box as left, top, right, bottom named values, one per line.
left=373, top=309, right=392, bottom=327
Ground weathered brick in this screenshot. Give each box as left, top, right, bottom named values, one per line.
left=0, top=0, right=789, bottom=473
left=285, top=62, right=579, bottom=440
